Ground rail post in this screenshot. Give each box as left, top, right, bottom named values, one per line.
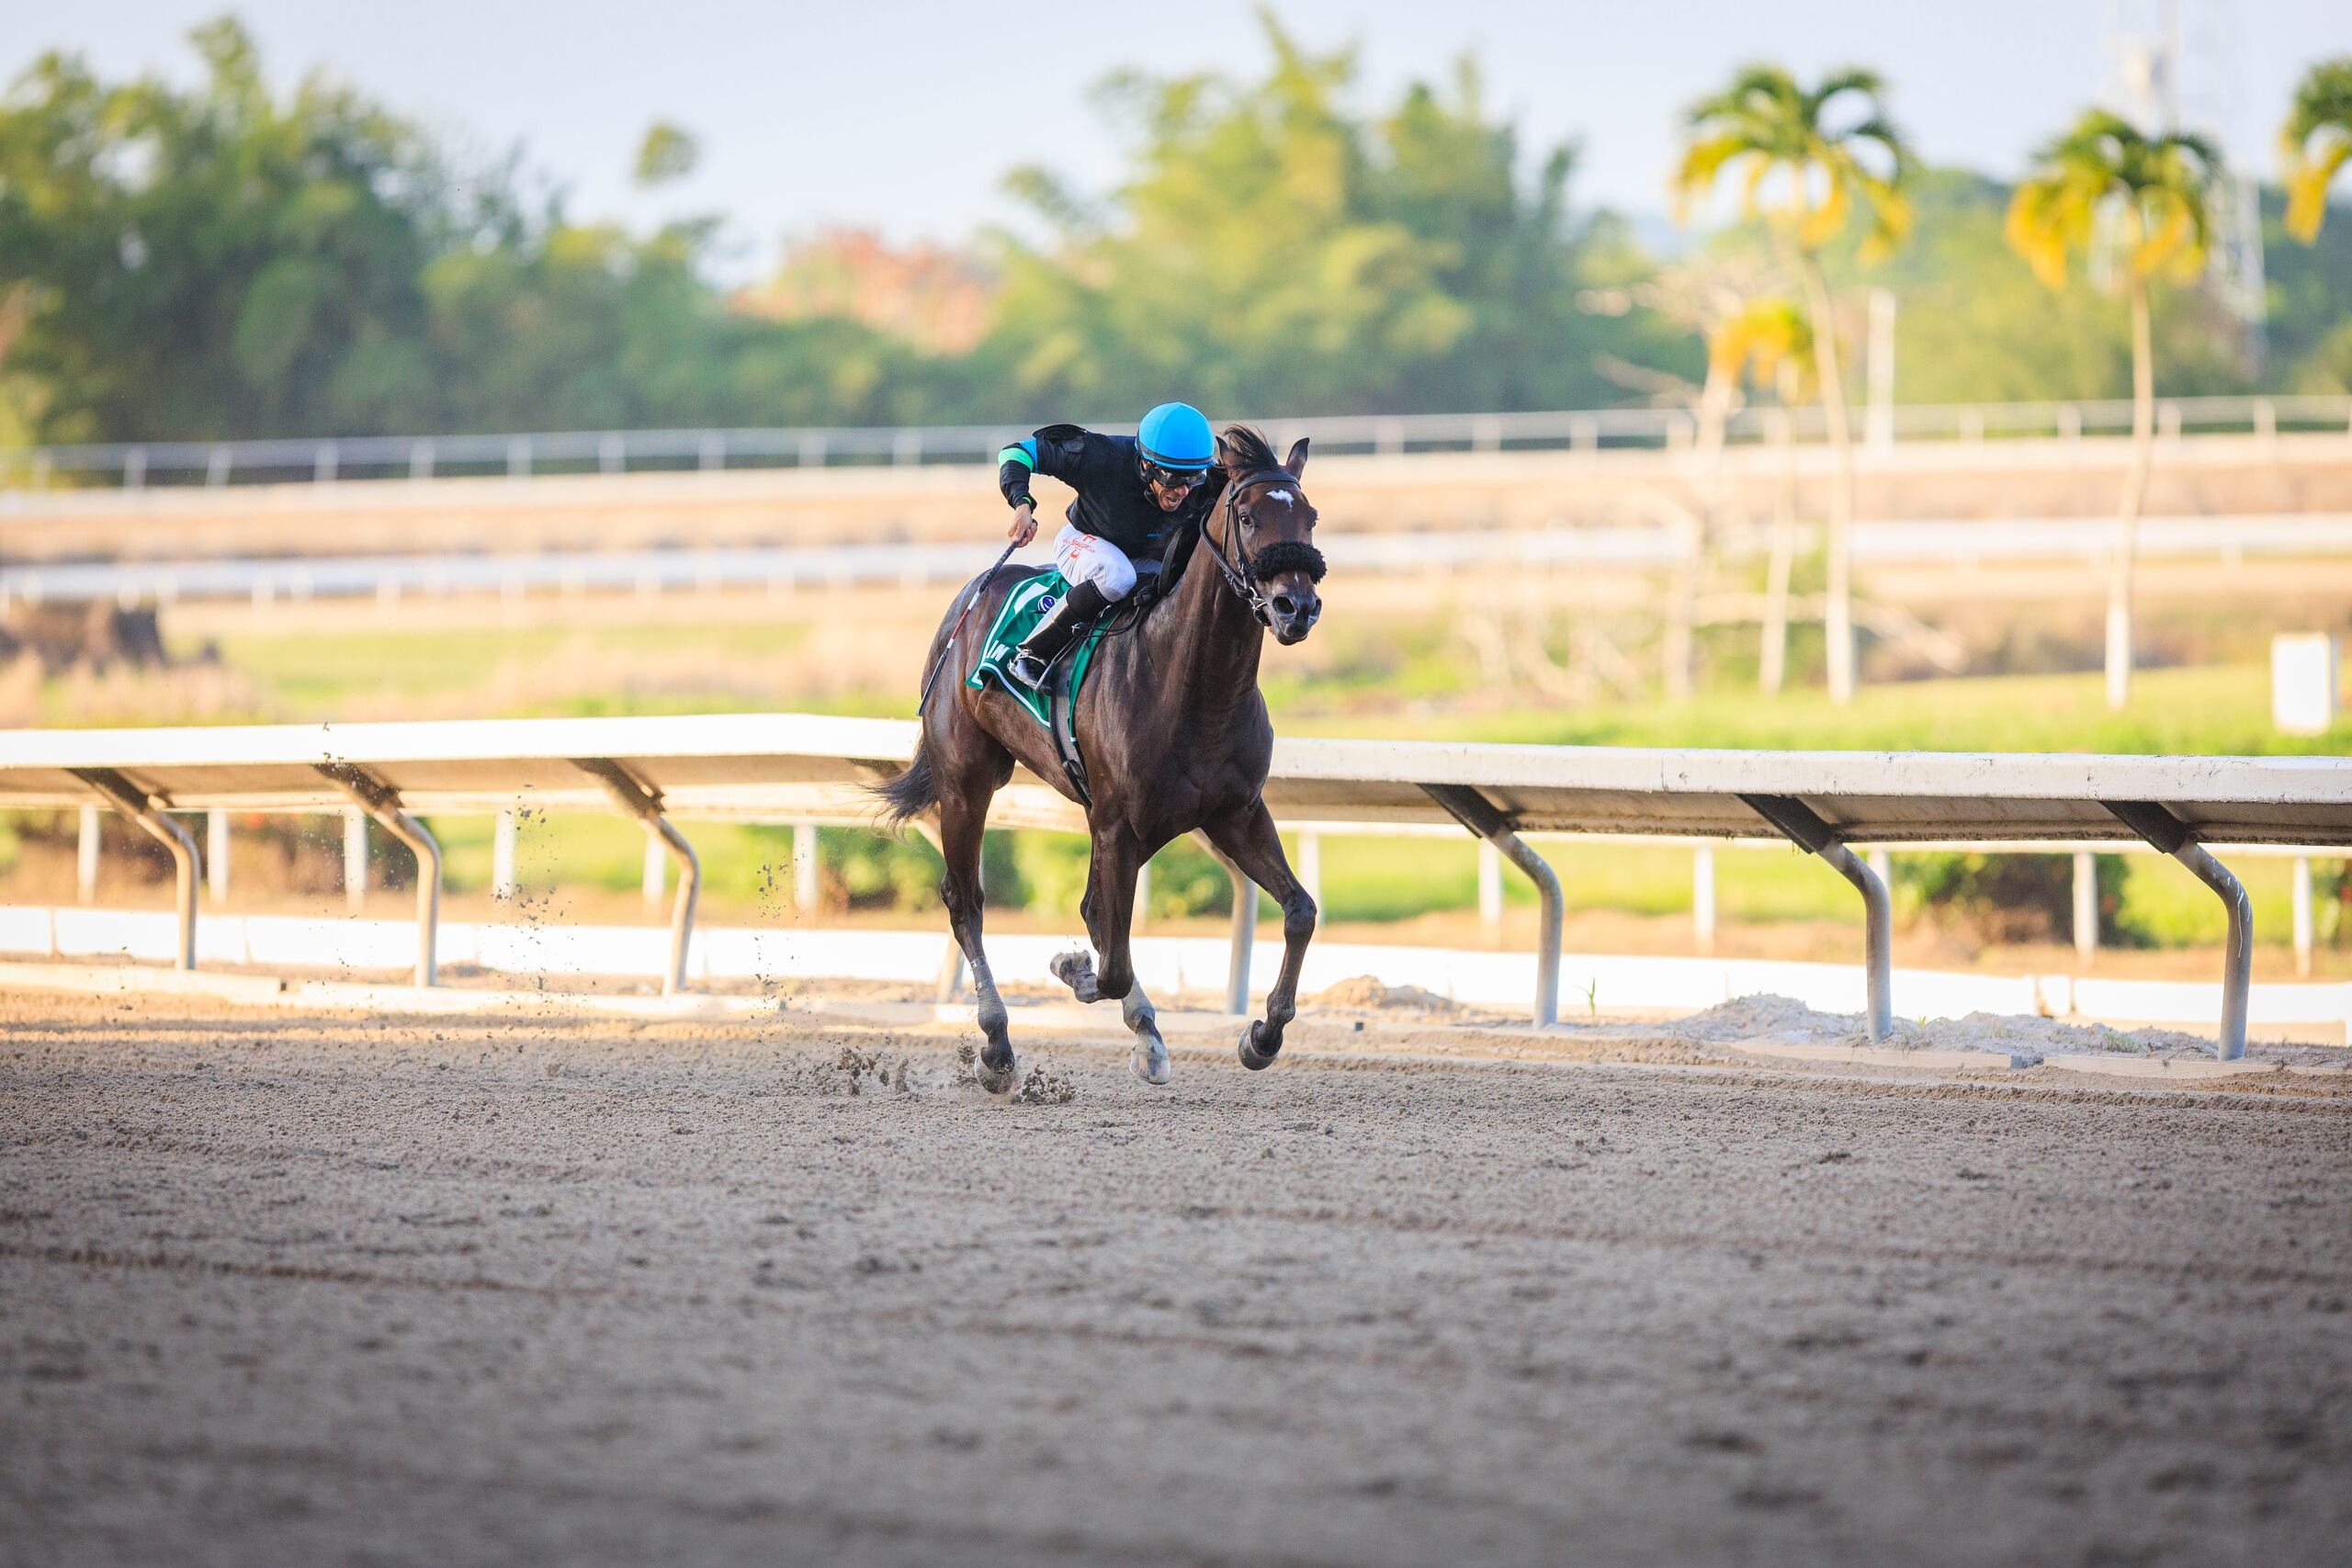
left=642, top=832, right=666, bottom=908
left=344, top=807, right=368, bottom=912
left=1477, top=839, right=1504, bottom=942
left=76, top=806, right=100, bottom=903
left=2293, top=854, right=2313, bottom=979
left=493, top=809, right=519, bottom=900
left=2073, top=850, right=2098, bottom=967
left=207, top=809, right=230, bottom=906
left=795, top=821, right=820, bottom=910
left=1693, top=844, right=1717, bottom=956
left=905, top=818, right=967, bottom=1001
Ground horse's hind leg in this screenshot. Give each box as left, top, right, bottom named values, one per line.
left=938, top=774, right=1016, bottom=1098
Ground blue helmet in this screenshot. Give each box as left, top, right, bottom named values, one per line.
left=1136, top=401, right=1215, bottom=470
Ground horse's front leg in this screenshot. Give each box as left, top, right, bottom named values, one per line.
left=1049, top=825, right=1169, bottom=1087
left=1202, top=800, right=1316, bottom=1070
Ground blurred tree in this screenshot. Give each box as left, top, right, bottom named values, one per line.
left=2007, top=109, right=2221, bottom=711
left=633, top=121, right=699, bottom=188
left=976, top=12, right=1673, bottom=421
left=2281, top=58, right=2352, bottom=242
left=0, top=19, right=927, bottom=443
left=0, top=18, right=443, bottom=440
left=4, top=16, right=2350, bottom=454
left=1672, top=64, right=1914, bottom=707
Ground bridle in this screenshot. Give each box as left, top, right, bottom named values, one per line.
left=1207, top=467, right=1321, bottom=628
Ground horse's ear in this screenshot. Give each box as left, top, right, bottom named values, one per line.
left=1283, top=436, right=1310, bottom=478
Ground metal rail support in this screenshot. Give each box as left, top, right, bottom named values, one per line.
left=71, top=769, right=198, bottom=971
left=317, top=764, right=441, bottom=987
left=1739, top=795, right=1892, bottom=1040
left=2105, top=802, right=2250, bottom=1060
left=574, top=759, right=699, bottom=995
left=1192, top=830, right=1256, bottom=1016
left=1423, top=784, right=1564, bottom=1028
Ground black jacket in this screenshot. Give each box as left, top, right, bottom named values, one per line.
left=999, top=424, right=1218, bottom=560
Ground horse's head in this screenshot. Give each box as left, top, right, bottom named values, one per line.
left=1213, top=425, right=1324, bottom=646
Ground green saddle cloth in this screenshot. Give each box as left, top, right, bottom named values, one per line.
left=965, top=570, right=1114, bottom=727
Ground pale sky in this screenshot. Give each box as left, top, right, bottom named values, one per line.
left=10, top=0, right=2349, bottom=280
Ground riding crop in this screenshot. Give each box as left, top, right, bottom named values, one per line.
left=917, top=537, right=1022, bottom=714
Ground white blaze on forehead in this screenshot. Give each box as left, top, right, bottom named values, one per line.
left=1263, top=488, right=1295, bottom=504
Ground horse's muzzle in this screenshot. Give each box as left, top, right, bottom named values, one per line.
left=1268, top=586, right=1321, bottom=645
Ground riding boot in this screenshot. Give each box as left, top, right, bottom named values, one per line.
left=1008, top=580, right=1109, bottom=689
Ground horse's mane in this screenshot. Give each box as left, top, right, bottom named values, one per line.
left=1216, top=423, right=1281, bottom=475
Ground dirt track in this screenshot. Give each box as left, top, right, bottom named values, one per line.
left=4, top=990, right=2349, bottom=1566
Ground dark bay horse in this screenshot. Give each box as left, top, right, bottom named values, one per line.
left=875, top=425, right=1326, bottom=1093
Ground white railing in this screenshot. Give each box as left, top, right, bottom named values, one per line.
left=6, top=713, right=2351, bottom=1055
left=6, top=394, right=2348, bottom=491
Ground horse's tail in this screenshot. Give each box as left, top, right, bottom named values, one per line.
left=869, top=742, right=938, bottom=827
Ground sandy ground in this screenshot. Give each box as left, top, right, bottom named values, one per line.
left=4, top=988, right=2350, bottom=1567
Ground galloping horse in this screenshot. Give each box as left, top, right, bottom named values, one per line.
left=875, top=425, right=1326, bottom=1093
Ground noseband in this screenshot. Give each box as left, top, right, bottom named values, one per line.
left=1209, top=468, right=1327, bottom=627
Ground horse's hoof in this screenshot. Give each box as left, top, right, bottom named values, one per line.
left=974, top=1049, right=1019, bottom=1099
left=1238, top=1021, right=1280, bottom=1072
left=1130, top=1034, right=1172, bottom=1088
left=1049, top=950, right=1096, bottom=998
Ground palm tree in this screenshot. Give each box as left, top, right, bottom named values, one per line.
left=2282, top=58, right=2352, bottom=242
left=2007, top=109, right=2220, bottom=711
left=1673, top=64, right=1913, bottom=706
left=1628, top=256, right=1811, bottom=696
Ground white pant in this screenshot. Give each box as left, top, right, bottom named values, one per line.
left=1052, top=524, right=1137, bottom=601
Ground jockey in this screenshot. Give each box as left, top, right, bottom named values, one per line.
left=996, top=400, right=1220, bottom=688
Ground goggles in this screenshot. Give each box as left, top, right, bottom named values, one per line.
left=1140, top=459, right=1210, bottom=492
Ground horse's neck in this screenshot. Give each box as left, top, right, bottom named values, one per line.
left=1133, top=528, right=1263, bottom=731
